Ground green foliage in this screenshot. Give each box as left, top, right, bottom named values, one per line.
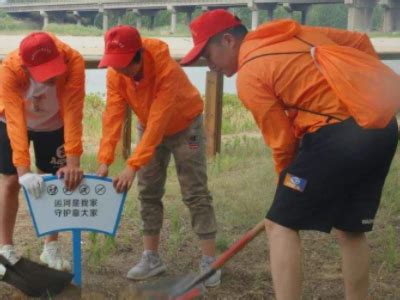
left=383, top=225, right=399, bottom=272
left=0, top=9, right=39, bottom=32
left=222, top=94, right=257, bottom=135
left=372, top=5, right=384, bottom=31
left=0, top=4, right=392, bottom=36
left=307, top=4, right=348, bottom=28
left=216, top=233, right=230, bottom=252
left=167, top=204, right=184, bottom=255
left=45, top=23, right=102, bottom=36
left=86, top=232, right=117, bottom=268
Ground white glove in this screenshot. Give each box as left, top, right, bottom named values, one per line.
left=18, top=173, right=45, bottom=199
left=0, top=264, right=5, bottom=279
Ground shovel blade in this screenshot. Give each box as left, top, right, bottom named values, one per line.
left=0, top=255, right=73, bottom=297
left=133, top=274, right=205, bottom=300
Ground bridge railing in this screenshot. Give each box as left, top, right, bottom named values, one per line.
left=3, top=0, right=245, bottom=4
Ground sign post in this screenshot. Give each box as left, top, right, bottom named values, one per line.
left=21, top=175, right=127, bottom=287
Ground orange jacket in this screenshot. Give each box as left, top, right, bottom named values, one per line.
left=0, top=35, right=85, bottom=168
left=97, top=38, right=203, bottom=170
left=237, top=20, right=378, bottom=174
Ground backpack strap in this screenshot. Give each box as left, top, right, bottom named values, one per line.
left=240, top=37, right=344, bottom=123
left=286, top=105, right=344, bottom=122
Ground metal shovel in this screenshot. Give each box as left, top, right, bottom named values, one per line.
left=0, top=254, right=73, bottom=298
left=135, top=219, right=266, bottom=300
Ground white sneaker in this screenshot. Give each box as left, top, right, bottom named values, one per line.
left=200, top=256, right=221, bottom=288
left=40, top=241, right=71, bottom=271
left=0, top=245, right=20, bottom=265
left=126, top=250, right=166, bottom=280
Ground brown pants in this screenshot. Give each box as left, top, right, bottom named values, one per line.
left=137, top=115, right=217, bottom=240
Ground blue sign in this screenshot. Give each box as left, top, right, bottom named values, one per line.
left=21, top=174, right=127, bottom=287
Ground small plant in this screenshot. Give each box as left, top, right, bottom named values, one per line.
left=384, top=225, right=399, bottom=272
left=216, top=234, right=230, bottom=253
left=167, top=204, right=184, bottom=255
left=86, top=233, right=116, bottom=269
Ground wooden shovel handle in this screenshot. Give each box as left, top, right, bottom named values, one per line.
left=211, top=219, right=266, bottom=270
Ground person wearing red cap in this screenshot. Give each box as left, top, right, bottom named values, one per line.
left=96, top=25, right=221, bottom=286
left=0, top=32, right=85, bottom=271
left=182, top=9, right=399, bottom=299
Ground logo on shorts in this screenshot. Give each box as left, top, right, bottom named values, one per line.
left=50, top=145, right=66, bottom=167
left=283, top=173, right=307, bottom=192
left=362, top=219, right=374, bottom=225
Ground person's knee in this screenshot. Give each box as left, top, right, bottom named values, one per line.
left=335, top=229, right=365, bottom=247
left=265, top=219, right=298, bottom=240
left=1, top=175, right=20, bottom=194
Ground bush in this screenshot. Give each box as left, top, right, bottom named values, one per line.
left=45, top=23, right=102, bottom=36
left=0, top=10, right=40, bottom=32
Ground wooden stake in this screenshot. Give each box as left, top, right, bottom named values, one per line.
left=122, top=104, right=132, bottom=160
left=204, top=70, right=223, bottom=157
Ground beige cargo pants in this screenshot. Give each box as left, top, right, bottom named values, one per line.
left=137, top=114, right=217, bottom=240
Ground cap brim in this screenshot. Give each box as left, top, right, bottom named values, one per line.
left=180, top=40, right=208, bottom=66
left=28, top=54, right=67, bottom=83
left=98, top=53, right=135, bottom=69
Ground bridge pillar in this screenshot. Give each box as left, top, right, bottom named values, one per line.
left=132, top=9, right=142, bottom=29
left=73, top=11, right=82, bottom=26
left=149, top=15, right=156, bottom=30
left=248, top=0, right=260, bottom=29
left=284, top=3, right=311, bottom=24
left=112, top=9, right=126, bottom=26
left=380, top=0, right=400, bottom=32
left=283, top=3, right=294, bottom=18
left=101, top=9, right=109, bottom=32
left=251, top=8, right=259, bottom=29
left=142, top=10, right=159, bottom=30
left=168, top=5, right=177, bottom=34
left=185, top=10, right=193, bottom=24
left=345, top=0, right=376, bottom=31
left=40, top=10, right=49, bottom=29
left=258, top=3, right=278, bottom=21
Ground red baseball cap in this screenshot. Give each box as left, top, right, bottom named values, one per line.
left=181, top=9, right=242, bottom=66
left=99, top=25, right=142, bottom=68
left=20, top=32, right=66, bottom=83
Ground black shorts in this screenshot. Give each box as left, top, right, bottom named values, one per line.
left=267, top=118, right=398, bottom=233
left=0, top=121, right=66, bottom=175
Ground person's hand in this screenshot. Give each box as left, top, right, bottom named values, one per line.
left=112, top=166, right=136, bottom=193
left=96, top=164, right=109, bottom=177
left=18, top=173, right=45, bottom=199
left=56, top=165, right=83, bottom=191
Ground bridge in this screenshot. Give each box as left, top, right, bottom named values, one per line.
left=0, top=0, right=399, bottom=32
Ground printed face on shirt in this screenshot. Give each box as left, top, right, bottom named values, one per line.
left=202, top=33, right=240, bottom=77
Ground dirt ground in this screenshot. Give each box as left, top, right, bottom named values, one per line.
left=1, top=195, right=399, bottom=300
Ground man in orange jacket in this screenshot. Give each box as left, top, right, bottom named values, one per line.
left=96, top=25, right=220, bottom=286
left=182, top=10, right=398, bottom=299
left=0, top=32, right=85, bottom=271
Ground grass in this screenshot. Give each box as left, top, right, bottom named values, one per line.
left=369, top=31, right=400, bottom=38
left=2, top=92, right=397, bottom=298
left=44, top=23, right=103, bottom=36
left=221, top=94, right=257, bottom=135
left=139, top=24, right=191, bottom=37
left=0, top=10, right=40, bottom=33
left=0, top=11, right=399, bottom=38
left=81, top=92, right=270, bottom=265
